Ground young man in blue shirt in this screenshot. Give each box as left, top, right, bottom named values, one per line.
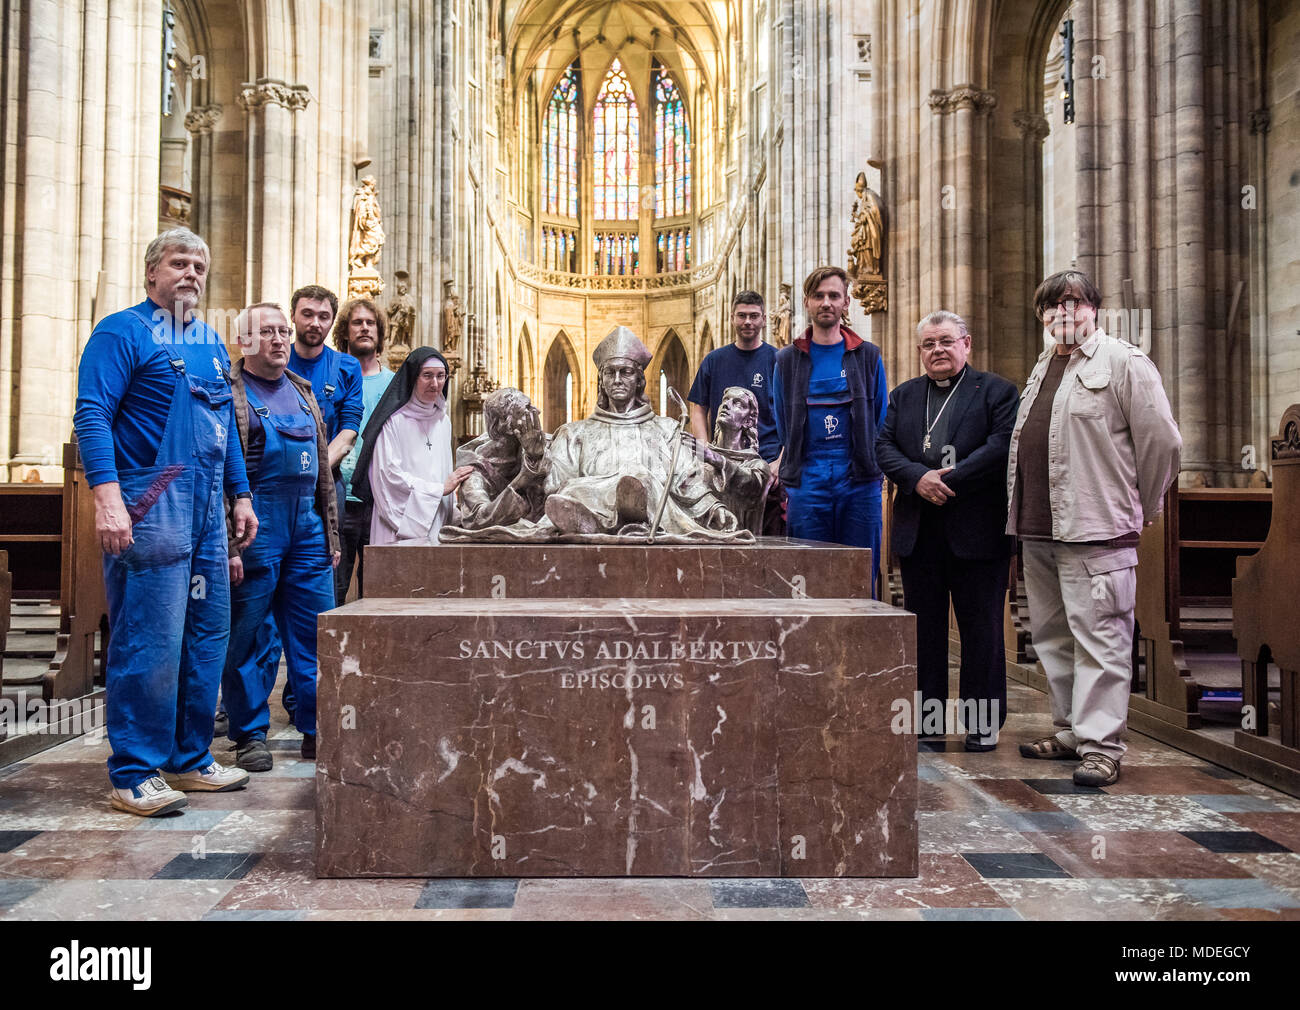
left=74, top=228, right=256, bottom=815
left=332, top=298, right=394, bottom=602
left=688, top=290, right=784, bottom=533
left=771, top=266, right=889, bottom=596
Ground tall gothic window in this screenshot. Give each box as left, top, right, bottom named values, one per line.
left=543, top=65, right=579, bottom=218
left=521, top=80, right=536, bottom=213
left=654, top=63, right=690, bottom=216
left=593, top=59, right=638, bottom=220
left=698, top=91, right=713, bottom=209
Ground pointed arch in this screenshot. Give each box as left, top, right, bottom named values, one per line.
left=651, top=329, right=691, bottom=417
left=543, top=63, right=579, bottom=218
left=592, top=57, right=639, bottom=220
left=697, top=321, right=713, bottom=363
left=517, top=322, right=535, bottom=403
left=543, top=329, right=581, bottom=432
left=653, top=60, right=690, bottom=217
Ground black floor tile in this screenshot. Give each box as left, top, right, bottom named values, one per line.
left=1022, top=778, right=1103, bottom=795
left=152, top=852, right=263, bottom=880
left=963, top=852, right=1071, bottom=879
left=0, top=829, right=41, bottom=853
left=0, top=879, right=45, bottom=908
left=918, top=740, right=967, bottom=752
left=1180, top=830, right=1292, bottom=854
left=415, top=878, right=519, bottom=909
left=710, top=878, right=808, bottom=908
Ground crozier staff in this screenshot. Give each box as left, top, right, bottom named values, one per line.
left=351, top=347, right=472, bottom=545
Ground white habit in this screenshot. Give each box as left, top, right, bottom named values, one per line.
left=368, top=395, right=456, bottom=545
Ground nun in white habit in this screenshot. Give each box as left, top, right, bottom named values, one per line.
left=351, top=347, right=473, bottom=545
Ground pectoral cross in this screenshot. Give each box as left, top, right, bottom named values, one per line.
left=923, top=434, right=931, bottom=453
left=425, top=436, right=433, bottom=451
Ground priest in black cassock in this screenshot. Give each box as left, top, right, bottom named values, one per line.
left=875, top=311, right=1019, bottom=751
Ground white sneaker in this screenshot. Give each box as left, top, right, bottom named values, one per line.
left=110, top=775, right=188, bottom=816
left=165, top=761, right=250, bottom=792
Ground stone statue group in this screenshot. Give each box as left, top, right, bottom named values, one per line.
left=441, top=326, right=773, bottom=544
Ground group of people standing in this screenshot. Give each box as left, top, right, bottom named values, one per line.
left=75, top=227, right=1179, bottom=818
left=689, top=265, right=1181, bottom=786
left=75, top=228, right=411, bottom=815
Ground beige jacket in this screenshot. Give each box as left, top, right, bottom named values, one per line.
left=1005, top=328, right=1182, bottom=542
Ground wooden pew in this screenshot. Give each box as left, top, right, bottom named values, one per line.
left=43, top=439, right=107, bottom=702
left=1233, top=404, right=1300, bottom=770
left=0, top=550, right=10, bottom=663
left=1131, top=495, right=1200, bottom=727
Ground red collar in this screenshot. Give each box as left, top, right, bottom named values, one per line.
left=793, top=324, right=864, bottom=353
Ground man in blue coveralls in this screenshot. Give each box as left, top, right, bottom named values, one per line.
left=223, top=304, right=340, bottom=771
left=75, top=228, right=257, bottom=816
left=771, top=265, right=888, bottom=596
left=243, top=285, right=361, bottom=729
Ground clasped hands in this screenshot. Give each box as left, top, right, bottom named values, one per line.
left=915, top=466, right=956, bottom=505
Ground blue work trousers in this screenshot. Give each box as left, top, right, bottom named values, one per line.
left=786, top=454, right=882, bottom=597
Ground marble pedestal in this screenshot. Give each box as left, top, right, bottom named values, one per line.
left=316, top=593, right=917, bottom=878
left=363, top=539, right=873, bottom=600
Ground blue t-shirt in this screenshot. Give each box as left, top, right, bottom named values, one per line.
left=686, top=342, right=781, bottom=461
left=288, top=345, right=363, bottom=442
left=74, top=299, right=250, bottom=495
left=340, top=366, right=395, bottom=502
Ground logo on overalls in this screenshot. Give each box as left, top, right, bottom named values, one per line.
left=212, top=357, right=223, bottom=378
left=300, top=451, right=311, bottom=472
left=840, top=368, right=846, bottom=378
left=752, top=373, right=763, bottom=387
left=214, top=423, right=225, bottom=443
left=824, top=415, right=840, bottom=436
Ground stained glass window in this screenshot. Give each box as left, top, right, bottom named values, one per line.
left=543, top=65, right=579, bottom=218
left=593, top=59, right=639, bottom=220
left=698, top=91, right=713, bottom=208
left=593, top=232, right=639, bottom=275
left=654, top=63, right=690, bottom=216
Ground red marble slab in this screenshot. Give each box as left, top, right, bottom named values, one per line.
left=362, top=540, right=872, bottom=601
left=316, top=596, right=916, bottom=878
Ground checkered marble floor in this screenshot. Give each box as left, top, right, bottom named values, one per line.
left=1, top=681, right=1298, bottom=921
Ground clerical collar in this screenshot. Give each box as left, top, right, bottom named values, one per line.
left=929, top=364, right=967, bottom=388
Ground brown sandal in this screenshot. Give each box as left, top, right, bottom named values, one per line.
left=1018, top=735, right=1079, bottom=760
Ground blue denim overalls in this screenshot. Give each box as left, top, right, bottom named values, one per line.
left=221, top=379, right=334, bottom=743
left=104, top=315, right=235, bottom=788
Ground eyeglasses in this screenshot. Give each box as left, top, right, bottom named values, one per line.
left=257, top=326, right=292, bottom=341
left=918, top=336, right=965, bottom=352
left=1043, top=299, right=1083, bottom=314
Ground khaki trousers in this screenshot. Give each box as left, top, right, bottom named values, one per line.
left=1021, top=540, right=1138, bottom=761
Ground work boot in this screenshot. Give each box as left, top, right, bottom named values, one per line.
left=235, top=736, right=274, bottom=773
left=109, top=775, right=188, bottom=817
left=166, top=762, right=250, bottom=792
left=300, top=734, right=316, bottom=760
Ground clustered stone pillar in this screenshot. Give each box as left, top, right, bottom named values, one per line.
left=0, top=0, right=164, bottom=480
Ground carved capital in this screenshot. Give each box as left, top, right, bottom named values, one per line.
left=237, top=78, right=314, bottom=112
left=183, top=103, right=223, bottom=135
left=928, top=85, right=997, bottom=115
left=1013, top=109, right=1051, bottom=141
left=1250, top=108, right=1271, bottom=135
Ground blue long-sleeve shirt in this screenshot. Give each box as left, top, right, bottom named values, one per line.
left=288, top=345, right=364, bottom=442
left=74, top=298, right=250, bottom=495
left=771, top=337, right=889, bottom=446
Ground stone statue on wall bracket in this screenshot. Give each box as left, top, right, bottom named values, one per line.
left=347, top=175, right=385, bottom=299
left=438, top=326, right=757, bottom=544
left=385, top=269, right=415, bottom=370
left=773, top=283, right=793, bottom=348
left=848, top=169, right=888, bottom=314
left=441, top=280, right=464, bottom=357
